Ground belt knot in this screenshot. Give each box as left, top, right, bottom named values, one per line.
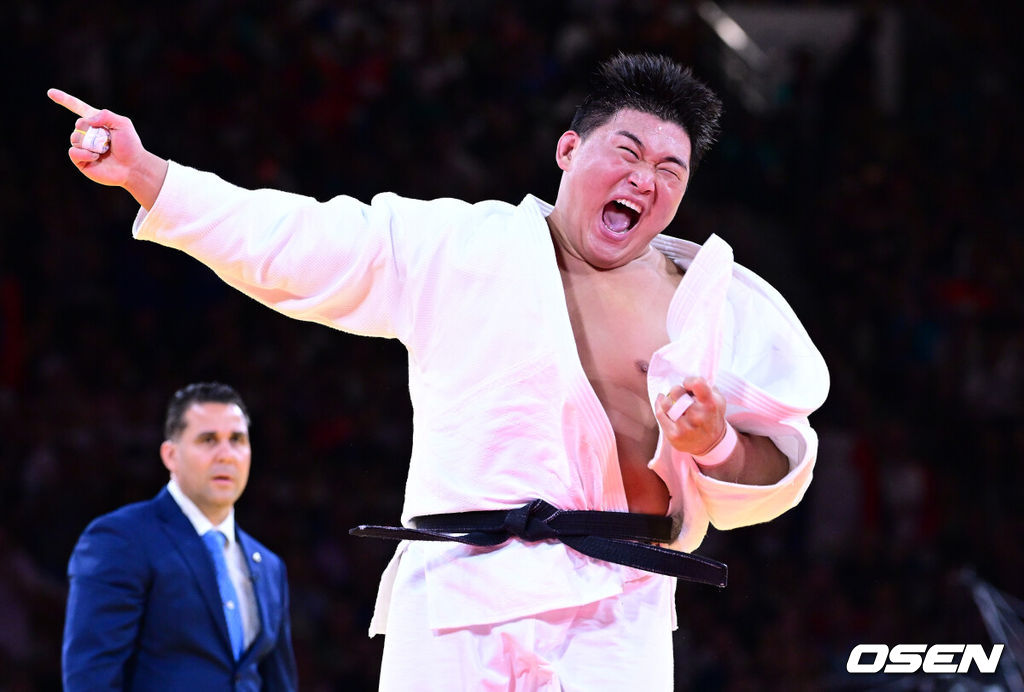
left=501, top=499, right=560, bottom=541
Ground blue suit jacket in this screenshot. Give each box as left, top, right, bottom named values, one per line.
left=62, top=488, right=298, bottom=691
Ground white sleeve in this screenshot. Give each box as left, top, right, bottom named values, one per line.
left=133, top=161, right=413, bottom=338
left=650, top=237, right=829, bottom=549
left=693, top=262, right=829, bottom=531
left=693, top=415, right=818, bottom=530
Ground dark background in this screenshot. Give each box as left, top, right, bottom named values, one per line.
left=3, top=1, right=1021, bottom=689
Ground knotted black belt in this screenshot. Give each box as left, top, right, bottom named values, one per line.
left=349, top=499, right=727, bottom=588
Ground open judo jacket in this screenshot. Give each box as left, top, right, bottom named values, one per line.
left=134, top=162, right=830, bottom=632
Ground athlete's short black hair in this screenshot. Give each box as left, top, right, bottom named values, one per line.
left=571, top=53, right=723, bottom=171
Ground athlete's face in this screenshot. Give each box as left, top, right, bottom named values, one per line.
left=549, top=109, right=692, bottom=269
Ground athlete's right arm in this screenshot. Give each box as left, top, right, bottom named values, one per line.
left=47, top=88, right=168, bottom=210
left=48, top=87, right=423, bottom=340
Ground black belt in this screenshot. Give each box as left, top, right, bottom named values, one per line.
left=349, top=499, right=727, bottom=588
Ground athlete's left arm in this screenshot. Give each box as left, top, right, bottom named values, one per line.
left=653, top=375, right=788, bottom=485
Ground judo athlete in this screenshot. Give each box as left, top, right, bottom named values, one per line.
left=50, top=53, right=828, bottom=690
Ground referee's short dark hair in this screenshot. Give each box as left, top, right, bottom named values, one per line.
left=164, top=382, right=250, bottom=440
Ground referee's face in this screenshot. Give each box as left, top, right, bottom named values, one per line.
left=160, top=402, right=251, bottom=525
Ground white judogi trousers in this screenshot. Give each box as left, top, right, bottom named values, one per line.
left=379, top=541, right=676, bottom=691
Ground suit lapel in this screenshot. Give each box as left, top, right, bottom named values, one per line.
left=154, top=489, right=234, bottom=656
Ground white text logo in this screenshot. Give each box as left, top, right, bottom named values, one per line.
left=847, top=644, right=1004, bottom=674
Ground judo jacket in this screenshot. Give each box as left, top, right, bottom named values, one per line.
left=134, top=161, right=829, bottom=631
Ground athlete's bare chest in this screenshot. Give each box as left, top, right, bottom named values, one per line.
left=559, top=258, right=682, bottom=396
left=559, top=259, right=682, bottom=512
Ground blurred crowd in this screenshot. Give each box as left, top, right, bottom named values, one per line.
left=3, top=1, right=1021, bottom=689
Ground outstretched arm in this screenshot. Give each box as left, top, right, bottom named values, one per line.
left=48, top=88, right=421, bottom=339
left=47, top=88, right=168, bottom=210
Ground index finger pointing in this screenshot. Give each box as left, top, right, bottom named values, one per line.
left=47, top=88, right=99, bottom=118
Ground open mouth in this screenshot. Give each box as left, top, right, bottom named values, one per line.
left=602, top=199, right=640, bottom=233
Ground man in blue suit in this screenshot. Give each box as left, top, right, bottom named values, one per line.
left=62, top=382, right=298, bottom=691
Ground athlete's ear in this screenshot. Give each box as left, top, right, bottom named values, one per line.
left=555, top=130, right=581, bottom=171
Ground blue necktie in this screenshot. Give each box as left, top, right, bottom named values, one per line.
left=202, top=530, right=245, bottom=660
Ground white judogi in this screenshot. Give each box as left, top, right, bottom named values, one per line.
left=134, top=162, right=829, bottom=689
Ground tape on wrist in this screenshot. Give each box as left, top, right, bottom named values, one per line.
left=692, top=422, right=738, bottom=467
